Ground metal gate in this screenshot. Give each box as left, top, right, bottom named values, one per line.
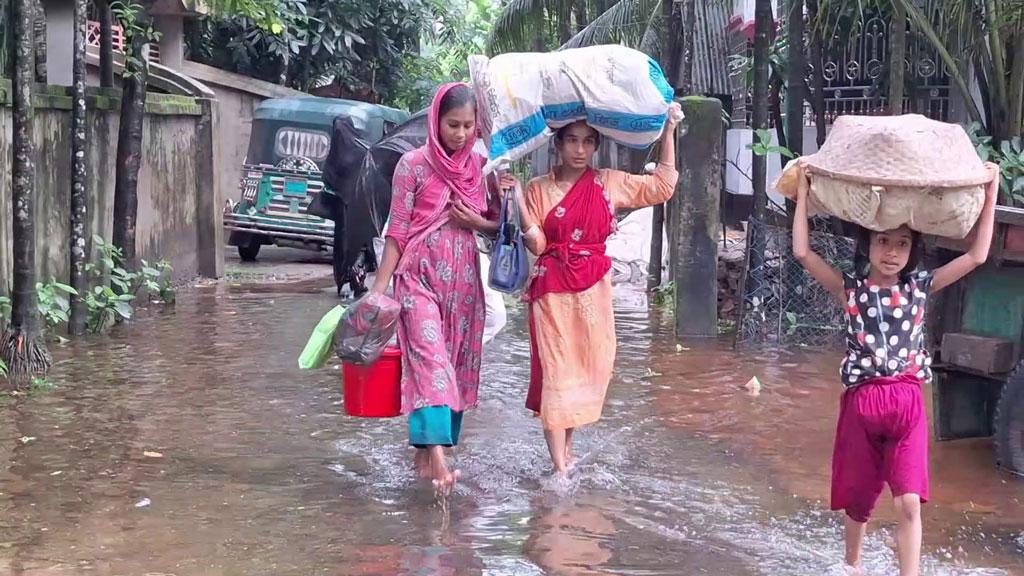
left=819, top=0, right=953, bottom=123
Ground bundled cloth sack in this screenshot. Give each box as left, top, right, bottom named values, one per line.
left=774, top=114, right=991, bottom=239
left=469, top=45, right=679, bottom=171
left=335, top=292, right=401, bottom=365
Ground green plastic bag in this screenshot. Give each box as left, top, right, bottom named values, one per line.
left=298, top=305, right=346, bottom=370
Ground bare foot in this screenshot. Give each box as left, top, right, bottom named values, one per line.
left=432, top=468, right=462, bottom=498
left=414, top=449, right=432, bottom=479
left=844, top=563, right=866, bottom=576
left=543, top=468, right=573, bottom=495
left=432, top=463, right=464, bottom=496
left=428, top=446, right=460, bottom=497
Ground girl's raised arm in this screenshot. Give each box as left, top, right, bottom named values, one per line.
left=930, top=163, right=1000, bottom=293
left=791, top=164, right=846, bottom=306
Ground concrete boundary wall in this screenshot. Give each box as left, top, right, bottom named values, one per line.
left=0, top=82, right=220, bottom=291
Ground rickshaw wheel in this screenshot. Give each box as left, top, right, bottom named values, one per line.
left=995, top=361, right=1024, bottom=477
left=238, top=235, right=262, bottom=261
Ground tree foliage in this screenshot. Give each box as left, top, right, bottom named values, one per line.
left=490, top=0, right=663, bottom=56
left=391, top=0, right=499, bottom=110
left=186, top=0, right=447, bottom=101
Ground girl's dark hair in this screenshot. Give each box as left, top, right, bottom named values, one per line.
left=852, top=225, right=924, bottom=279
left=438, top=84, right=476, bottom=118
left=554, top=122, right=601, bottom=147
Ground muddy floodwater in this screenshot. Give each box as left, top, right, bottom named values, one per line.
left=0, top=280, right=1021, bottom=575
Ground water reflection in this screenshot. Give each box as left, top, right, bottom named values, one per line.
left=525, top=497, right=615, bottom=575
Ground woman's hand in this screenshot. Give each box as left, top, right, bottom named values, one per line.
left=450, top=198, right=489, bottom=232
left=497, top=173, right=522, bottom=199
left=370, top=237, right=401, bottom=295
left=656, top=103, right=684, bottom=169
left=665, top=102, right=683, bottom=132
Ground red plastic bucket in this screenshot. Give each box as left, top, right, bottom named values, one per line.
left=343, top=345, right=402, bottom=418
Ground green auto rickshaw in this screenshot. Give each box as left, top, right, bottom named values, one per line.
left=223, top=96, right=408, bottom=287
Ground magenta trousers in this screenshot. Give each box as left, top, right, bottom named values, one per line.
left=830, top=374, right=930, bottom=523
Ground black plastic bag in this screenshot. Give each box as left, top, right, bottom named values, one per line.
left=335, top=292, right=402, bottom=365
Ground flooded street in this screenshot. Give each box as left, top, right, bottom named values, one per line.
left=0, top=273, right=1021, bottom=575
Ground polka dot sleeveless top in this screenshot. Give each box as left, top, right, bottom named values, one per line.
left=841, top=271, right=934, bottom=388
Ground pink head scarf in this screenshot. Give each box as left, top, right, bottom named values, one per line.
left=423, top=82, right=486, bottom=213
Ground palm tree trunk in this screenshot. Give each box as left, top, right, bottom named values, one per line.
left=770, top=75, right=787, bottom=169
left=888, top=1, right=906, bottom=115
left=532, top=6, right=546, bottom=52
left=747, top=0, right=774, bottom=314
left=752, top=0, right=772, bottom=222
left=98, top=0, right=115, bottom=88
left=2, top=0, right=14, bottom=78
left=663, top=0, right=682, bottom=85
left=1007, top=31, right=1024, bottom=139
left=557, top=1, right=572, bottom=45
left=785, top=0, right=804, bottom=223
left=113, top=30, right=148, bottom=271
left=69, top=0, right=89, bottom=336
left=32, top=0, right=45, bottom=83
left=3, top=0, right=51, bottom=379
left=297, top=44, right=312, bottom=91
left=573, top=0, right=587, bottom=31
left=806, top=0, right=826, bottom=147
left=985, top=0, right=1009, bottom=139
left=680, top=0, right=695, bottom=95
left=975, top=52, right=994, bottom=129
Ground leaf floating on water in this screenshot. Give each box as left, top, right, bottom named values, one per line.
left=744, top=376, right=762, bottom=396
left=135, top=498, right=151, bottom=508
left=143, top=451, right=163, bottom=458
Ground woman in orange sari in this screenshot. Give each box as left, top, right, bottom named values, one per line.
left=514, top=111, right=681, bottom=476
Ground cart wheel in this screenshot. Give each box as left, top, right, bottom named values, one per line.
left=995, top=361, right=1024, bottom=477
left=238, top=235, right=262, bottom=262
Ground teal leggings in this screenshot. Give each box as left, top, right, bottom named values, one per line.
left=409, top=405, right=463, bottom=448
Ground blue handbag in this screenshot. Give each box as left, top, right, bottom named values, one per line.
left=488, top=188, right=530, bottom=294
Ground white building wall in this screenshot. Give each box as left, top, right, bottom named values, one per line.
left=725, top=126, right=822, bottom=208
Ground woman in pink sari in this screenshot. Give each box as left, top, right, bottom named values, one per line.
left=514, top=113, right=681, bottom=476
left=371, top=83, right=511, bottom=494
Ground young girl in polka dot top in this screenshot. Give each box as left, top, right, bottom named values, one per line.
left=791, top=159, right=1000, bottom=576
